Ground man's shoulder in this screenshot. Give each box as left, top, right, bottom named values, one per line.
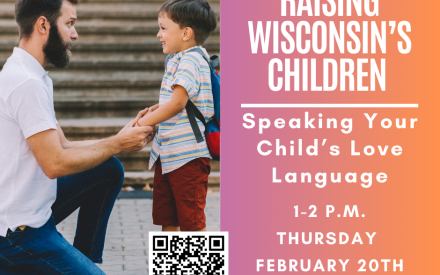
left=0, top=59, right=46, bottom=96
left=0, top=76, right=47, bottom=102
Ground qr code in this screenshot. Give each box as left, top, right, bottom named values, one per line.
left=149, top=232, right=228, bottom=275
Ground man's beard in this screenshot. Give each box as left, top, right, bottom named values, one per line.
left=43, top=23, right=76, bottom=69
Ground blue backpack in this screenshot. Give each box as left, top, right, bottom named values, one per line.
left=164, top=48, right=220, bottom=160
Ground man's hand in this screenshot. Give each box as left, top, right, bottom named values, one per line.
left=146, top=125, right=156, bottom=143
left=131, top=105, right=158, bottom=144
left=115, top=120, right=154, bottom=153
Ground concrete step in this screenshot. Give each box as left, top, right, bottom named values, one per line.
left=54, top=96, right=159, bottom=118
left=49, top=70, right=164, bottom=89
left=123, top=171, right=220, bottom=188
left=49, top=51, right=220, bottom=70
left=53, top=88, right=158, bottom=118
left=0, top=3, right=220, bottom=20
left=0, top=34, right=220, bottom=52
left=54, top=88, right=159, bottom=99
left=118, top=147, right=151, bottom=171
left=55, top=52, right=166, bottom=70
left=58, top=117, right=131, bottom=140
left=0, top=51, right=167, bottom=70
left=0, top=19, right=16, bottom=34
left=0, top=3, right=160, bottom=20
left=0, top=51, right=221, bottom=71
left=0, top=19, right=220, bottom=36
left=117, top=147, right=220, bottom=172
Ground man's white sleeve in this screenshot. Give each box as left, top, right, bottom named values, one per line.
left=7, top=79, right=57, bottom=139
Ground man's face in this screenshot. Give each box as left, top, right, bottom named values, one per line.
left=157, top=13, right=185, bottom=54
left=43, top=1, right=78, bottom=69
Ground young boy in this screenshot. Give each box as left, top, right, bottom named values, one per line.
left=135, top=0, right=217, bottom=231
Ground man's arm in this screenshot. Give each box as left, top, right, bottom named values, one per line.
left=137, top=85, right=188, bottom=127
left=27, top=117, right=154, bottom=179
left=56, top=125, right=104, bottom=149
left=58, top=108, right=151, bottom=149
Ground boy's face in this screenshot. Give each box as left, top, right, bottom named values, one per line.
left=157, top=13, right=185, bottom=54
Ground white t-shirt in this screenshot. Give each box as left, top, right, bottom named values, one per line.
left=0, top=47, right=58, bottom=237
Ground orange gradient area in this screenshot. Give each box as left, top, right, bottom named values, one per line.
left=221, top=0, right=440, bottom=274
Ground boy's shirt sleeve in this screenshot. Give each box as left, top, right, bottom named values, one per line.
left=171, top=53, right=201, bottom=100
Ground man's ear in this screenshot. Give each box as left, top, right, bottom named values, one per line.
left=35, top=16, right=50, bottom=36
left=182, top=27, right=194, bottom=42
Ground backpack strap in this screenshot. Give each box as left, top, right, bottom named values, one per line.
left=184, top=48, right=214, bottom=143
left=209, top=55, right=219, bottom=68
left=163, top=48, right=217, bottom=144
left=186, top=100, right=206, bottom=143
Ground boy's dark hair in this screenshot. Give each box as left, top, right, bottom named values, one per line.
left=159, top=0, right=217, bottom=45
left=15, top=0, right=78, bottom=40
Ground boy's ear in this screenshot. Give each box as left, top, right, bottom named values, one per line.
left=182, top=27, right=194, bottom=42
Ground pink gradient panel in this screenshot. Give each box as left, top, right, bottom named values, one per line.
left=221, top=0, right=440, bottom=274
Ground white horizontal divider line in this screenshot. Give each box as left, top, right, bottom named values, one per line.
left=241, top=104, right=418, bottom=108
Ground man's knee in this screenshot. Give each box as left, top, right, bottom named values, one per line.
left=103, top=157, right=124, bottom=185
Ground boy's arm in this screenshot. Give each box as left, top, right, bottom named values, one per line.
left=149, top=104, right=159, bottom=112
left=137, top=85, right=188, bottom=126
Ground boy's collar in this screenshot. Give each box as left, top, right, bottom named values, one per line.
left=176, top=46, right=207, bottom=58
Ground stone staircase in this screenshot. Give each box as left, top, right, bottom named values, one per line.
left=0, top=0, right=220, bottom=188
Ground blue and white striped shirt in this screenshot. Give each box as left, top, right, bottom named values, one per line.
left=149, top=46, right=214, bottom=174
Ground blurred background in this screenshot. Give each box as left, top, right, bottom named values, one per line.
left=0, top=2, right=220, bottom=272
left=0, top=0, right=220, bottom=192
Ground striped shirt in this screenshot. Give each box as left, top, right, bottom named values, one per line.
left=149, top=46, right=214, bottom=174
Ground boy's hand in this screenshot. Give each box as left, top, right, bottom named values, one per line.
left=137, top=88, right=187, bottom=127
left=132, top=107, right=149, bottom=127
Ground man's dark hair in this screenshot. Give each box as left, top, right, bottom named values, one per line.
left=159, top=0, right=217, bottom=45
left=15, top=0, right=78, bottom=40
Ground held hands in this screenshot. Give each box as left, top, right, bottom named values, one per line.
left=132, top=105, right=159, bottom=127
left=133, top=106, right=158, bottom=142
left=133, top=106, right=156, bottom=127
left=136, top=106, right=157, bottom=143
left=132, top=107, right=150, bottom=127
left=114, top=108, right=154, bottom=153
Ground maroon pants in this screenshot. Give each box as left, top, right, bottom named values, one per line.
left=152, top=158, right=211, bottom=231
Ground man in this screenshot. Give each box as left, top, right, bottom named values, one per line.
left=0, top=0, right=154, bottom=274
